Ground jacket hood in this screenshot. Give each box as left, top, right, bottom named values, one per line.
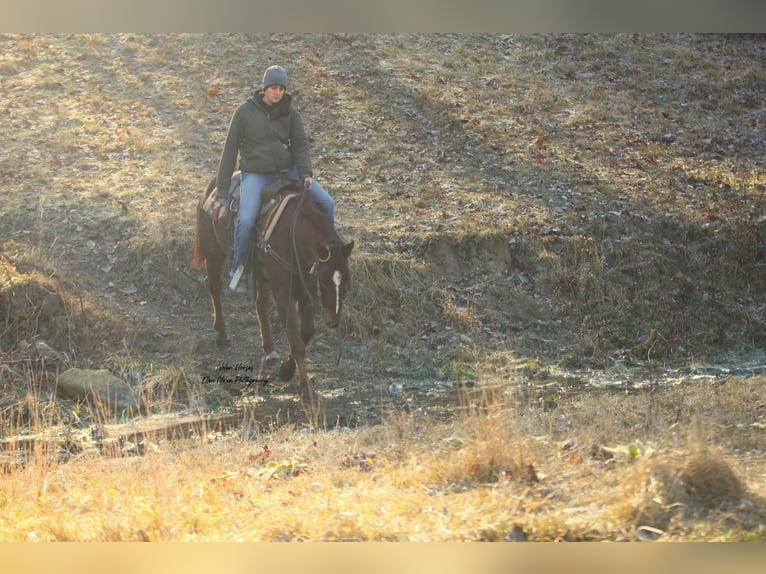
left=248, top=91, right=292, bottom=119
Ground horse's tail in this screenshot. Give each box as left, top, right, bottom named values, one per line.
left=192, top=196, right=206, bottom=269
left=193, top=234, right=204, bottom=269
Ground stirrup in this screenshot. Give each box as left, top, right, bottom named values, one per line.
left=229, top=264, right=245, bottom=291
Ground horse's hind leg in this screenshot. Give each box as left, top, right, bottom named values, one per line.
left=206, top=257, right=229, bottom=348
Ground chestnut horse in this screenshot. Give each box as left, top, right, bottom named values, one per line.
left=193, top=175, right=354, bottom=402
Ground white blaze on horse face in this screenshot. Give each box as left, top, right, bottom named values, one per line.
left=333, top=270, right=342, bottom=315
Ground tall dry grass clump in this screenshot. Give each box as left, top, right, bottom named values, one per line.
left=617, top=445, right=750, bottom=536
left=679, top=448, right=747, bottom=508
left=384, top=387, right=535, bottom=490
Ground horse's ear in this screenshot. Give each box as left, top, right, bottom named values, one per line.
left=343, top=240, right=355, bottom=258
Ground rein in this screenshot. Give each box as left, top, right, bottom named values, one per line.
left=290, top=183, right=323, bottom=314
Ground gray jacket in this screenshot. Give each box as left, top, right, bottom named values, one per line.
left=216, top=92, right=312, bottom=193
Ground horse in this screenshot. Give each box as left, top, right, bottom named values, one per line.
left=193, top=175, right=354, bottom=402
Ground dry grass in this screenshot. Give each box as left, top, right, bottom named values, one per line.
left=616, top=447, right=754, bottom=539
left=1, top=377, right=765, bottom=541
left=1, top=33, right=765, bottom=541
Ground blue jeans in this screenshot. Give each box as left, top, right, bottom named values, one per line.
left=231, top=167, right=335, bottom=275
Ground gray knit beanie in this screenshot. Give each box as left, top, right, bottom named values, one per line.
left=262, top=65, right=288, bottom=89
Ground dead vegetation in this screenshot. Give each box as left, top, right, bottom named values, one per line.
left=1, top=378, right=765, bottom=541
left=0, top=33, right=765, bottom=540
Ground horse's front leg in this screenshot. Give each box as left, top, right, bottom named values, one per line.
left=255, top=280, right=275, bottom=356
left=273, top=295, right=315, bottom=402
left=294, top=355, right=315, bottom=404
left=290, top=301, right=316, bottom=403
left=298, top=295, right=315, bottom=346
left=268, top=288, right=296, bottom=382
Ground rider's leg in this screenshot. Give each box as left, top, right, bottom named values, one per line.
left=309, top=179, right=335, bottom=226
left=287, top=168, right=335, bottom=226
left=231, top=173, right=270, bottom=283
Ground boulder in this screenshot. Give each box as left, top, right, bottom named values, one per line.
left=56, top=368, right=143, bottom=415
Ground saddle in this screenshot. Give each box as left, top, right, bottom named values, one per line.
left=258, top=191, right=300, bottom=246
left=204, top=174, right=303, bottom=288
left=203, top=173, right=299, bottom=232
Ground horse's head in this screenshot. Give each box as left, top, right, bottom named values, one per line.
left=317, top=240, right=354, bottom=328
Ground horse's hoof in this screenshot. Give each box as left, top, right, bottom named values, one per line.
left=216, top=335, right=231, bottom=349
left=278, top=357, right=296, bottom=381
left=262, top=350, right=280, bottom=366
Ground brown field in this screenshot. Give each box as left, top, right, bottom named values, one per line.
left=0, top=33, right=765, bottom=541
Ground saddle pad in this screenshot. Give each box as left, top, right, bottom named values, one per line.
left=202, top=171, right=242, bottom=224
left=202, top=188, right=228, bottom=223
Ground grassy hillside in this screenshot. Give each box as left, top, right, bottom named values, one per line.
left=2, top=34, right=763, bottom=370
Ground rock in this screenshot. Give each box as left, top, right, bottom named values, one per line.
left=56, top=368, right=143, bottom=415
